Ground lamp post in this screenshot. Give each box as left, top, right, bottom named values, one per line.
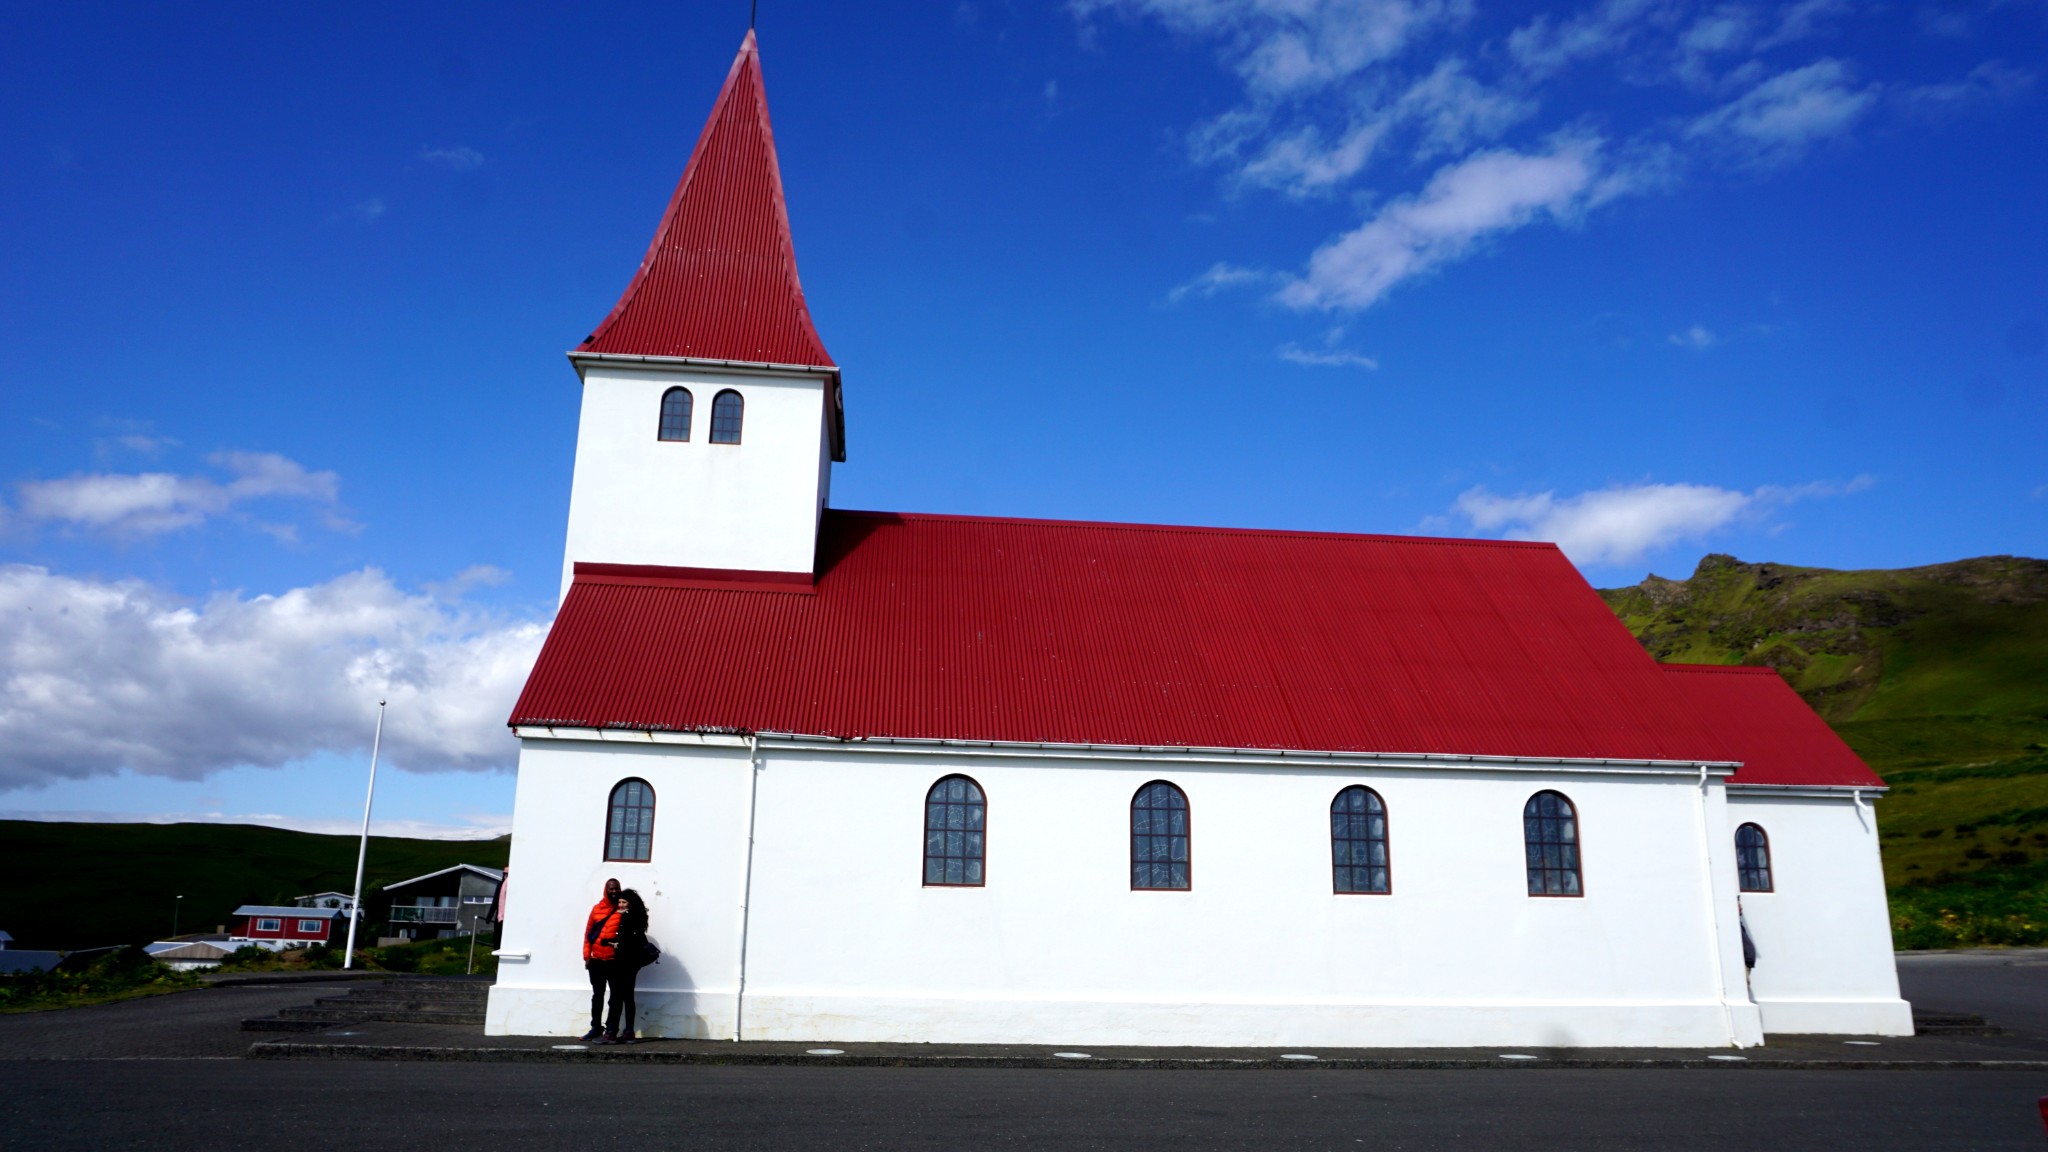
left=343, top=699, right=387, bottom=970
left=172, top=895, right=183, bottom=939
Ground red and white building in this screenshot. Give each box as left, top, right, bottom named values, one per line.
left=228, top=905, right=344, bottom=951
left=486, top=30, right=1909, bottom=1048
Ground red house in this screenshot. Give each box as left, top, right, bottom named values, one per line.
left=228, top=905, right=345, bottom=950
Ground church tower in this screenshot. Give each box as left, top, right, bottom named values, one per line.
left=559, top=31, right=843, bottom=598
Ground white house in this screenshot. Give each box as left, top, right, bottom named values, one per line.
left=486, top=30, right=1910, bottom=1048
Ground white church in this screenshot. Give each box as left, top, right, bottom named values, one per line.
left=486, top=31, right=1911, bottom=1049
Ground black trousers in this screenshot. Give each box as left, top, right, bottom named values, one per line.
left=603, top=963, right=639, bottom=1037
left=586, top=960, right=609, bottom=1031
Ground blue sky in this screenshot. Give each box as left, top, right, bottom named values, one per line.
left=1, top=1, right=2042, bottom=836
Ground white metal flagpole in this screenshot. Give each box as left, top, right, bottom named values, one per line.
left=343, top=699, right=387, bottom=970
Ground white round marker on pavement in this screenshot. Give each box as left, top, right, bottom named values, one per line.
left=1498, top=1054, right=1539, bottom=1060
left=1843, top=1040, right=1880, bottom=1046
left=551, top=1044, right=588, bottom=1051
left=806, top=1048, right=845, bottom=1056
left=1053, top=1051, right=1093, bottom=1059
left=1708, top=1055, right=1747, bottom=1061
left=1280, top=1053, right=1319, bottom=1061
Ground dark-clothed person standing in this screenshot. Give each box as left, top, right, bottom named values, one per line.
left=602, top=889, right=651, bottom=1043
left=581, top=878, right=621, bottom=1042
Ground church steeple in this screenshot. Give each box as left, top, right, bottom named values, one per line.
left=557, top=31, right=844, bottom=599
left=577, top=31, right=836, bottom=378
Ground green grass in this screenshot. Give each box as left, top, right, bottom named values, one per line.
left=1602, top=553, right=2048, bottom=948
left=0, top=821, right=507, bottom=951
left=0, top=947, right=200, bottom=1014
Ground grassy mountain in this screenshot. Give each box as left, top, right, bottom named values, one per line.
left=0, top=821, right=508, bottom=951
left=1601, top=554, right=2048, bottom=946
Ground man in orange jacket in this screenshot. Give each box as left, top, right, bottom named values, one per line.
left=581, top=878, right=621, bottom=1041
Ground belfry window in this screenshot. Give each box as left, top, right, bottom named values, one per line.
left=658, top=387, right=693, bottom=441
left=1331, top=786, right=1391, bottom=894
left=1736, top=823, right=1773, bottom=892
left=605, top=779, right=656, bottom=862
left=710, top=389, right=744, bottom=444
left=1131, top=781, right=1191, bottom=890
left=923, top=775, right=986, bottom=886
left=1524, top=790, right=1582, bottom=897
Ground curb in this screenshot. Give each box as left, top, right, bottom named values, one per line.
left=244, top=1042, right=2048, bottom=1072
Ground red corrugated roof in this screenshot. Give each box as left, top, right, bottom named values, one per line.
left=512, top=510, right=1740, bottom=765
left=577, top=31, right=835, bottom=370
left=1659, top=664, right=1883, bottom=788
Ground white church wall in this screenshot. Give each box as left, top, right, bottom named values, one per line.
left=486, top=736, right=754, bottom=1040
left=1725, top=789, right=1912, bottom=1036
left=490, top=734, right=1771, bottom=1048
left=558, top=362, right=831, bottom=598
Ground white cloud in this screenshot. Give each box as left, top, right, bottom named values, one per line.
left=1166, top=261, right=1278, bottom=302
left=1899, top=61, right=2035, bottom=116
left=12, top=451, right=346, bottom=539
left=1689, top=59, right=1878, bottom=162
left=1668, top=323, right=1718, bottom=349
left=0, top=565, right=548, bottom=789
left=1278, top=343, right=1379, bottom=368
left=0, top=808, right=510, bottom=840
left=418, top=145, right=485, bottom=171
left=1073, top=0, right=1469, bottom=97
left=1506, top=0, right=1674, bottom=78
left=1399, top=58, right=1538, bottom=159
left=1240, top=120, right=1389, bottom=195
left=1278, top=137, right=1624, bottom=311
left=1448, top=476, right=1872, bottom=566
left=337, top=197, right=386, bottom=224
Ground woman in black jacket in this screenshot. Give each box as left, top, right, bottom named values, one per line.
left=601, top=888, right=651, bottom=1043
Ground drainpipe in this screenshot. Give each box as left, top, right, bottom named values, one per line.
left=1851, top=788, right=1870, bottom=833
left=1694, top=763, right=1740, bottom=1045
left=733, top=734, right=764, bottom=1042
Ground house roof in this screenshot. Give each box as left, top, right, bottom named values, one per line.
left=233, top=906, right=344, bottom=919
left=576, top=31, right=835, bottom=374
left=513, top=509, right=1744, bottom=766
left=381, top=863, right=504, bottom=891
left=145, top=940, right=234, bottom=960
left=1659, top=664, right=1884, bottom=789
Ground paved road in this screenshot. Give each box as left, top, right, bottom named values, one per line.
left=4, top=1061, right=2044, bottom=1150
left=1901, top=949, right=2048, bottom=1038
left=2, top=956, right=2045, bottom=1149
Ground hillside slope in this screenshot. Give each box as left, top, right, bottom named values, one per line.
left=1602, top=554, right=2048, bottom=946
left=0, top=821, right=509, bottom=951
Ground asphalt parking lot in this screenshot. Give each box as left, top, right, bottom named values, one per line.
left=2, top=955, right=2044, bottom=1150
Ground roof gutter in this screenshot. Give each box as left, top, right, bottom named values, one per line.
left=1725, top=782, right=1890, bottom=798
left=514, top=725, right=1741, bottom=777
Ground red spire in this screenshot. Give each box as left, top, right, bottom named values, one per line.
left=578, top=31, right=835, bottom=369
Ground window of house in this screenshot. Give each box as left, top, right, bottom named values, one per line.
left=256, top=918, right=282, bottom=932
left=1736, top=823, right=1773, bottom=892
left=1524, top=790, right=1583, bottom=897
left=298, top=919, right=322, bottom=934
left=1331, top=786, right=1391, bottom=894
left=923, top=775, right=986, bottom=886
left=659, top=387, right=693, bottom=441
left=1131, top=781, right=1191, bottom=890
left=710, top=389, right=744, bottom=443
left=605, top=778, right=656, bottom=862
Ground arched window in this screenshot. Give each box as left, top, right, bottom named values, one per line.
left=1736, top=823, right=1773, bottom=892
left=1131, top=781, right=1190, bottom=890
left=710, top=389, right=744, bottom=444
left=1524, top=790, right=1582, bottom=897
left=923, top=775, right=986, bottom=886
left=658, top=387, right=693, bottom=441
left=604, top=779, right=655, bottom=862
left=1331, top=786, right=1390, bottom=894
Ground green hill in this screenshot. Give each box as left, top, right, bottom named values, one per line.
left=1601, top=553, right=2048, bottom=946
left=0, top=821, right=508, bottom=951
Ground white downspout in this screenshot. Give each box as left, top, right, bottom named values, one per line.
left=733, top=734, right=764, bottom=1042
left=1694, top=763, right=1739, bottom=1045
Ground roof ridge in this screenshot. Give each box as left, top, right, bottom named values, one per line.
left=1660, top=663, right=1784, bottom=675
left=828, top=508, right=1563, bottom=551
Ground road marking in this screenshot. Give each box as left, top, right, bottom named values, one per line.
left=806, top=1048, right=845, bottom=1055
left=1053, top=1052, right=1093, bottom=1059
left=1498, top=1054, right=1539, bottom=1060
left=1280, top=1054, right=1319, bottom=1060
